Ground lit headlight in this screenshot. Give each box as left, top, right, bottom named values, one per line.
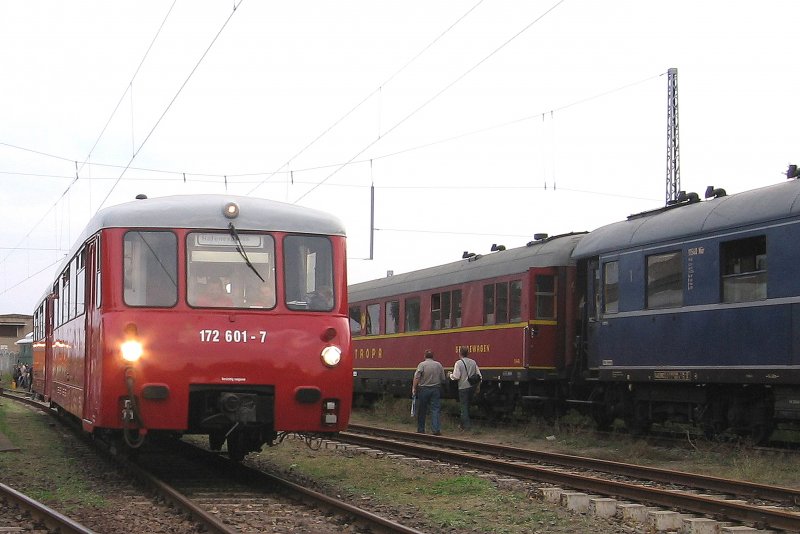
left=121, top=340, right=143, bottom=362
left=321, top=345, right=342, bottom=367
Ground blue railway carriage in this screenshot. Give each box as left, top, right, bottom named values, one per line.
left=573, top=178, right=800, bottom=440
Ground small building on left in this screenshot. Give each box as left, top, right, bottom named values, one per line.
left=0, top=314, right=34, bottom=377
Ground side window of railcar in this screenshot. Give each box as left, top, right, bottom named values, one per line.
left=284, top=235, right=333, bottom=311
left=431, top=290, right=462, bottom=329
left=366, top=303, right=380, bottom=335
left=509, top=281, right=521, bottom=322
left=52, top=282, right=60, bottom=327
left=602, top=262, right=619, bottom=314
left=484, top=282, right=520, bottom=325
left=535, top=276, right=556, bottom=319
left=95, top=238, right=102, bottom=309
left=405, top=297, right=421, bottom=332
left=386, top=300, right=399, bottom=334
left=646, top=251, right=683, bottom=309
left=124, top=231, right=178, bottom=307
left=349, top=305, right=363, bottom=335
left=483, top=284, right=495, bottom=325
left=76, top=249, right=86, bottom=316
left=721, top=236, right=767, bottom=303
left=69, top=256, right=78, bottom=320
left=60, top=268, right=70, bottom=325
left=188, top=231, right=275, bottom=309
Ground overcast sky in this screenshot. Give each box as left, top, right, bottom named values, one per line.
left=2, top=1, right=799, bottom=317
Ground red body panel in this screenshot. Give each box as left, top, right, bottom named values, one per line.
left=33, top=216, right=352, bottom=443
left=86, top=309, right=352, bottom=432
left=352, top=266, right=577, bottom=385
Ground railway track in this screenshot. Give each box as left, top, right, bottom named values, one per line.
left=0, top=482, right=97, bottom=534
left=343, top=423, right=800, bottom=532
left=1, top=389, right=425, bottom=533
left=120, top=438, right=425, bottom=534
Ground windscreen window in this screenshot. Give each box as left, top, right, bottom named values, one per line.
left=124, top=231, right=178, bottom=307
left=187, top=231, right=275, bottom=308
left=284, top=235, right=334, bottom=311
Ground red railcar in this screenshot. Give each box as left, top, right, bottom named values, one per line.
left=32, top=194, right=351, bottom=459
left=348, top=233, right=586, bottom=414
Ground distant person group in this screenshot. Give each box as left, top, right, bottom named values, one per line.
left=10, top=362, right=32, bottom=391
left=411, top=346, right=481, bottom=435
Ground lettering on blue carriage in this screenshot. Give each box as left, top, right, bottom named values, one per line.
left=652, top=370, right=692, bottom=381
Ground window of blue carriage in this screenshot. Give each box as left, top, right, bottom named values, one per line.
left=602, top=261, right=619, bottom=314
left=123, top=231, right=178, bottom=307
left=646, top=251, right=683, bottom=309
left=721, top=235, right=767, bottom=303
left=283, top=235, right=334, bottom=311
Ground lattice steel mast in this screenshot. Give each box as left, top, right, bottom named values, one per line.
left=666, top=67, right=680, bottom=204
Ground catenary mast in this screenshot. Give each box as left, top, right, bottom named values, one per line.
left=666, top=67, right=680, bottom=204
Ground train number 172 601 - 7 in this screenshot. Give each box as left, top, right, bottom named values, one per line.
left=199, top=329, right=267, bottom=343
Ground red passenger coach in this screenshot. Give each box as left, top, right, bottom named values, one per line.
left=348, top=233, right=586, bottom=414
left=31, top=195, right=351, bottom=460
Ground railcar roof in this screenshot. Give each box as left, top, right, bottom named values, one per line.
left=349, top=233, right=586, bottom=303
left=573, top=179, right=800, bottom=258
left=36, top=195, right=345, bottom=307
left=82, top=194, right=346, bottom=237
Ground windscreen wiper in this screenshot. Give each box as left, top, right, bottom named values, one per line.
left=227, top=222, right=265, bottom=282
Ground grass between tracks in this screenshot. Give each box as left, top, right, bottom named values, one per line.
left=249, top=436, right=596, bottom=533
left=0, top=400, right=107, bottom=511
left=351, top=395, right=800, bottom=489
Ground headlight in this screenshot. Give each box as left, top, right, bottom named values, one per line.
left=321, top=345, right=342, bottom=367
left=121, top=340, right=143, bottom=362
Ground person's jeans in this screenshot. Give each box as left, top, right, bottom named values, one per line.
left=458, top=386, right=474, bottom=429
left=417, top=386, right=441, bottom=433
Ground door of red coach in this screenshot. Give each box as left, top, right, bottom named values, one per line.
left=525, top=268, right=559, bottom=369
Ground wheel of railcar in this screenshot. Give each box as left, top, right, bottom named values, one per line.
left=749, top=422, right=775, bottom=445
left=209, top=431, right=225, bottom=451
left=625, top=402, right=651, bottom=436
left=226, top=430, right=246, bottom=462
left=591, top=404, right=615, bottom=431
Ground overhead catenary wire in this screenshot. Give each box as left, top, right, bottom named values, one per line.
left=0, top=1, right=242, bottom=297
left=97, top=0, right=245, bottom=210
left=0, top=69, right=663, bottom=187
left=246, top=0, right=488, bottom=196
left=292, top=0, right=568, bottom=204
left=0, top=1, right=178, bottom=272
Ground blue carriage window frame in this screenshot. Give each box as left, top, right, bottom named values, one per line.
left=646, top=251, right=683, bottom=309
left=603, top=261, right=619, bottom=314
left=721, top=235, right=766, bottom=303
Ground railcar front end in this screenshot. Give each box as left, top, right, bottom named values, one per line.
left=32, top=195, right=351, bottom=460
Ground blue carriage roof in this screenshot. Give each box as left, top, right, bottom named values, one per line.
left=349, top=232, right=586, bottom=303
left=573, top=179, right=800, bottom=258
